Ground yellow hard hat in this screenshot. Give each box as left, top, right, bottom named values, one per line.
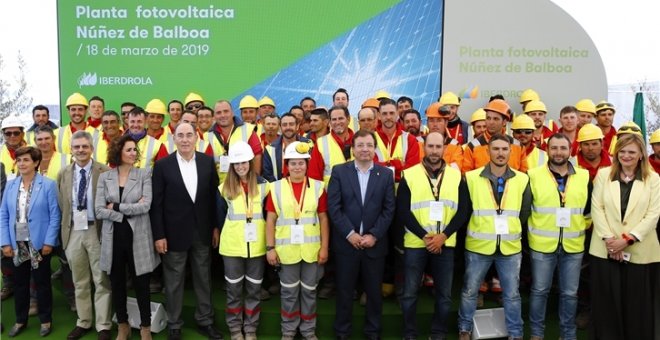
left=650, top=129, right=660, bottom=144
left=575, top=99, right=596, bottom=115
left=616, top=121, right=642, bottom=137
left=519, top=89, right=540, bottom=104
left=577, top=123, right=604, bottom=142
left=239, top=95, right=259, bottom=109
left=470, top=108, right=486, bottom=124
left=523, top=100, right=547, bottom=114
left=375, top=90, right=390, bottom=100
left=439, top=91, right=460, bottom=106
left=258, top=96, right=275, bottom=108
left=511, top=114, right=535, bottom=130
left=145, top=99, right=168, bottom=115
left=184, top=92, right=205, bottom=106
left=66, top=92, right=89, bottom=108
left=595, top=101, right=616, bottom=114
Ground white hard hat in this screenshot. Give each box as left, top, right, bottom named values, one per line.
left=284, top=141, right=311, bottom=160
left=227, top=141, right=254, bottom=163
left=1, top=116, right=24, bottom=130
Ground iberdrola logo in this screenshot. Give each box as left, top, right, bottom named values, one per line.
left=459, top=86, right=479, bottom=99
left=78, top=72, right=98, bottom=87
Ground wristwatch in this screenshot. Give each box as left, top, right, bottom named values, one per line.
left=622, top=233, right=636, bottom=245
left=266, top=246, right=275, bottom=251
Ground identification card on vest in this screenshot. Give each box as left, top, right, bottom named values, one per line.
left=244, top=222, right=257, bottom=242
left=290, top=224, right=305, bottom=244
left=556, top=208, right=571, bottom=228
left=73, top=210, right=89, bottom=230
left=219, top=155, right=230, bottom=173
left=15, top=222, right=29, bottom=241
left=429, top=201, right=444, bottom=222
left=494, top=215, right=509, bottom=235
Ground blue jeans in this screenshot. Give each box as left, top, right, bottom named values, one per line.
left=529, top=249, right=583, bottom=340
left=458, top=251, right=523, bottom=338
left=400, top=247, right=454, bottom=338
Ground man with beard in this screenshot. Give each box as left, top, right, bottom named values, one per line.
left=93, top=111, right=123, bottom=165
left=594, top=101, right=617, bottom=153
left=373, top=99, right=420, bottom=182
left=300, top=97, right=316, bottom=113
left=263, top=113, right=312, bottom=182
left=397, top=132, right=470, bottom=340
left=125, top=107, right=169, bottom=171
left=305, top=108, right=330, bottom=143
left=25, top=105, right=59, bottom=147
left=54, top=93, right=100, bottom=155
left=575, top=124, right=611, bottom=181
left=527, top=133, right=592, bottom=340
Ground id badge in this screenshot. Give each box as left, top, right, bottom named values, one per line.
left=73, top=210, right=89, bottom=231
left=244, top=222, right=257, bottom=242
left=429, top=201, right=444, bottom=222
left=15, top=222, right=29, bottom=241
left=494, top=215, right=509, bottom=235
left=219, top=155, right=230, bottom=173
left=556, top=208, right=571, bottom=228
left=290, top=224, right=305, bottom=245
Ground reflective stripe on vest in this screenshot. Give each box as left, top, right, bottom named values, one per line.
left=528, top=225, right=585, bottom=239
left=57, top=127, right=66, bottom=152
left=219, top=181, right=269, bottom=257
left=144, top=137, right=155, bottom=170
left=467, top=230, right=522, bottom=241
left=276, top=235, right=321, bottom=245
left=321, top=137, right=332, bottom=177
left=266, top=145, right=279, bottom=180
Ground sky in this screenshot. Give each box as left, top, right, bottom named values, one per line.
left=0, top=0, right=658, bottom=105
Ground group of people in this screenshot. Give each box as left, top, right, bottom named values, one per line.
left=0, top=88, right=659, bottom=340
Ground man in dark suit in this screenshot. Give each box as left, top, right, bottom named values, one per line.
left=327, top=129, right=395, bottom=340
left=150, top=123, right=222, bottom=340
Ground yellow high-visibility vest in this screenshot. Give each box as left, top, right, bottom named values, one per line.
left=525, top=146, right=547, bottom=170
left=41, top=152, right=70, bottom=180
left=54, top=125, right=99, bottom=155
left=316, top=135, right=352, bottom=187
left=219, top=182, right=270, bottom=258
left=135, top=136, right=163, bottom=171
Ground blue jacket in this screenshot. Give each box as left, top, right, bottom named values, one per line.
left=1, top=174, right=61, bottom=250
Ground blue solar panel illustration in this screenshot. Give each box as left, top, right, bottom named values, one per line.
left=231, top=0, right=442, bottom=121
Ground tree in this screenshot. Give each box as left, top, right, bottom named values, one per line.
left=0, top=52, right=33, bottom=144
left=633, top=80, right=660, bottom=133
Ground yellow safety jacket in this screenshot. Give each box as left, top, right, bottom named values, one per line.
left=402, top=164, right=460, bottom=248
left=219, top=181, right=269, bottom=258
left=271, top=178, right=324, bottom=265
left=135, top=135, right=163, bottom=171
left=374, top=132, right=405, bottom=166
left=316, top=134, right=352, bottom=187
left=210, top=123, right=256, bottom=184
left=527, top=166, right=589, bottom=253
left=465, top=167, right=528, bottom=255
left=525, top=146, right=547, bottom=170
left=1, top=145, right=17, bottom=178
left=54, top=125, right=99, bottom=154
left=41, top=152, right=70, bottom=180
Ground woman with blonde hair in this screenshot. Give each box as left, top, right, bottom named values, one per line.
left=215, top=141, right=269, bottom=340
left=589, top=132, right=660, bottom=340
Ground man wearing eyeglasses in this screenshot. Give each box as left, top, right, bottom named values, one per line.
left=357, top=108, right=377, bottom=132
left=183, top=92, right=205, bottom=114
left=119, top=102, right=136, bottom=132
left=526, top=133, right=592, bottom=340
left=458, top=134, right=531, bottom=340
left=1, top=116, right=27, bottom=181
left=512, top=115, right=547, bottom=170
left=594, top=101, right=617, bottom=153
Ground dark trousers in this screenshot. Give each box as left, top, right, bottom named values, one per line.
left=109, top=223, right=151, bottom=327
left=13, top=253, right=52, bottom=324
left=333, top=251, right=385, bottom=337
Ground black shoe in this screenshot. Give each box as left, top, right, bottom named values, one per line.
left=67, top=326, right=92, bottom=340
left=336, top=335, right=350, bottom=340
left=168, top=328, right=182, bottom=340
left=40, top=324, right=52, bottom=337
left=198, top=324, right=224, bottom=339
left=8, top=324, right=26, bottom=337
left=97, top=329, right=111, bottom=340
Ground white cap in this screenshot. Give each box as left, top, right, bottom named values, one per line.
left=284, top=141, right=311, bottom=160
left=227, top=141, right=254, bottom=163
left=1, top=116, right=24, bottom=130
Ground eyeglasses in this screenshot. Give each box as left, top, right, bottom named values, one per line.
left=513, top=130, right=534, bottom=135
left=619, top=125, right=641, bottom=133
left=497, top=177, right=505, bottom=194
left=595, top=102, right=614, bottom=109
left=186, top=103, right=202, bottom=110
left=3, top=130, right=21, bottom=137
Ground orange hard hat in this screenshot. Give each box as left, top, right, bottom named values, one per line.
left=426, top=102, right=443, bottom=118
left=361, top=98, right=380, bottom=110
left=484, top=99, right=511, bottom=120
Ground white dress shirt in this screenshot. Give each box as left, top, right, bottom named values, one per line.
left=177, top=152, right=198, bottom=202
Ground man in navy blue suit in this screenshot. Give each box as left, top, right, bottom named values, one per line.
left=327, top=129, right=396, bottom=340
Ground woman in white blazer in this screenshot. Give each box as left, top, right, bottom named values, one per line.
left=95, top=135, right=159, bottom=340
left=589, top=133, right=660, bottom=340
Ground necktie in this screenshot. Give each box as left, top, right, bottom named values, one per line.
left=78, top=168, right=87, bottom=210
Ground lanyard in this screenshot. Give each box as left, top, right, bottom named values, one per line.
left=15, top=178, right=35, bottom=223
left=287, top=177, right=307, bottom=224
left=423, top=167, right=445, bottom=201
left=220, top=125, right=238, bottom=155
left=447, top=125, right=462, bottom=142
left=547, top=168, right=568, bottom=207
left=241, top=184, right=255, bottom=222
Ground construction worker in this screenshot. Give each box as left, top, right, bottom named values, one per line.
left=462, top=99, right=528, bottom=173
left=54, top=93, right=99, bottom=155
left=290, top=105, right=307, bottom=135
left=469, top=109, right=487, bottom=140
left=440, top=92, right=469, bottom=144
left=145, top=99, right=170, bottom=147
left=397, top=96, right=414, bottom=118
left=261, top=113, right=280, bottom=148
left=519, top=88, right=540, bottom=112
left=308, top=106, right=354, bottom=187
left=305, top=107, right=330, bottom=143
left=211, top=100, right=263, bottom=183
left=240, top=95, right=263, bottom=136
left=425, top=102, right=463, bottom=169
left=357, top=108, right=377, bottom=132
left=167, top=100, right=184, bottom=134
left=25, top=105, right=58, bottom=147
left=402, top=109, right=424, bottom=141
left=556, top=106, right=580, bottom=156
left=575, top=124, right=611, bottom=181
left=93, top=111, right=123, bottom=165
left=124, top=107, right=169, bottom=171
left=397, top=132, right=470, bottom=340
left=1, top=116, right=27, bottom=180
left=265, top=141, right=329, bottom=340
left=373, top=99, right=420, bottom=182
left=300, top=97, right=316, bottom=113
left=607, top=121, right=643, bottom=156
left=33, top=126, right=70, bottom=180
left=527, top=134, right=592, bottom=340
left=594, top=101, right=617, bottom=152
left=119, top=102, right=136, bottom=131
left=511, top=115, right=547, bottom=170
left=524, top=100, right=556, bottom=150
left=575, top=99, right=596, bottom=129
left=650, top=129, right=660, bottom=174
left=458, top=134, right=531, bottom=340
left=183, top=92, right=205, bottom=114
left=258, top=96, right=276, bottom=117
left=263, top=113, right=313, bottom=182
left=87, top=96, right=105, bottom=129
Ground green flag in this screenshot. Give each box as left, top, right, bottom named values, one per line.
left=633, top=92, right=647, bottom=141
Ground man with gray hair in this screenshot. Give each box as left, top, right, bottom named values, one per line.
left=57, top=131, right=112, bottom=340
